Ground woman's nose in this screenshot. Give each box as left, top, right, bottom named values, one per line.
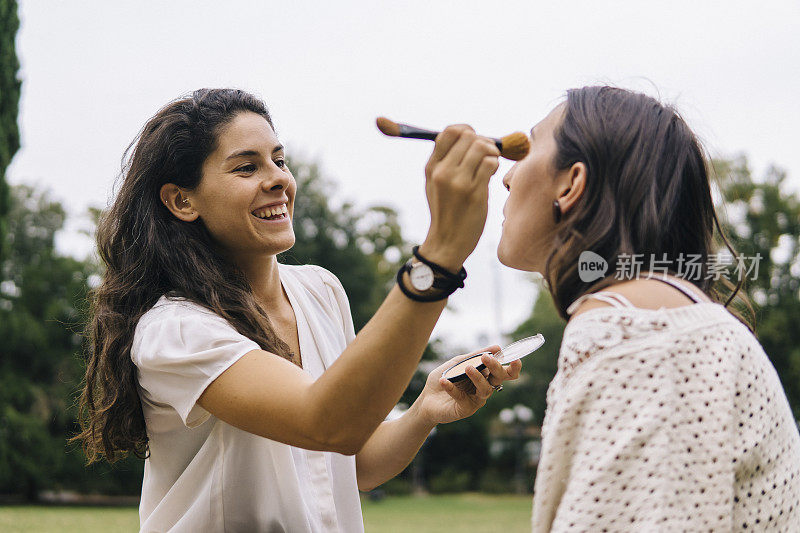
left=260, top=163, right=291, bottom=191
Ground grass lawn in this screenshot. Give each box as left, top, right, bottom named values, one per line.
left=0, top=505, right=140, bottom=532
left=0, top=493, right=532, bottom=532
left=363, top=493, right=532, bottom=532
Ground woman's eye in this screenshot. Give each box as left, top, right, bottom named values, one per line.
left=236, top=164, right=257, bottom=173
left=274, top=159, right=286, bottom=169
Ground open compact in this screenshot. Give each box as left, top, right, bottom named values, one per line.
left=441, top=334, right=545, bottom=384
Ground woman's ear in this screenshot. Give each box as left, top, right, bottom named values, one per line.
left=160, top=183, right=199, bottom=222
left=557, top=162, right=587, bottom=216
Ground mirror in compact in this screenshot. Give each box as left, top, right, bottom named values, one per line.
left=441, top=334, right=545, bottom=389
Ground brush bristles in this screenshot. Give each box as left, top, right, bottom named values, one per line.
left=376, top=117, right=401, bottom=137
left=499, top=132, right=530, bottom=161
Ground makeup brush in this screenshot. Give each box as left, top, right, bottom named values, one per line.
left=376, top=117, right=530, bottom=161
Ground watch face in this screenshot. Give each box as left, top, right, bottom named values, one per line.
left=410, top=263, right=435, bottom=291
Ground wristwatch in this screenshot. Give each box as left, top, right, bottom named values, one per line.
left=396, top=246, right=467, bottom=302
left=408, top=260, right=435, bottom=291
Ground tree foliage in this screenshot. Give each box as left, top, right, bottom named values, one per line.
left=713, top=156, right=800, bottom=416
left=0, top=0, right=22, bottom=260
left=0, top=185, right=142, bottom=499
left=279, top=157, right=408, bottom=331
left=505, top=284, right=565, bottom=426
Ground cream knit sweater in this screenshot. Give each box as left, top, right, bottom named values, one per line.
left=531, top=295, right=800, bottom=532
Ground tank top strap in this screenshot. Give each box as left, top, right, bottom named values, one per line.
left=645, top=274, right=705, bottom=303
left=566, top=290, right=636, bottom=316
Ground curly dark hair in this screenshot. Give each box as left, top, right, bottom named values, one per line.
left=544, top=86, right=755, bottom=330
left=73, top=88, right=294, bottom=463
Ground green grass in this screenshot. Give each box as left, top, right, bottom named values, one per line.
left=0, top=506, right=140, bottom=532
left=0, top=494, right=533, bottom=532
left=362, top=494, right=533, bottom=533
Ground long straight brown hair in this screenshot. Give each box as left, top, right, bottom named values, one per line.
left=73, top=89, right=294, bottom=463
left=544, top=86, right=754, bottom=330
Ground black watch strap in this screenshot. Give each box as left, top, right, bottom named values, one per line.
left=411, top=246, right=467, bottom=287
left=396, top=247, right=468, bottom=302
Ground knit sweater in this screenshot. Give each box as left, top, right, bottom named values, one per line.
left=531, top=293, right=800, bottom=532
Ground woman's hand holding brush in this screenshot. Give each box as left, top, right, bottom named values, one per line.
left=417, top=124, right=500, bottom=272
left=377, top=117, right=529, bottom=271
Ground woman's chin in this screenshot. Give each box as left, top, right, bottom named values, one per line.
left=274, top=236, right=296, bottom=255
left=497, top=245, right=532, bottom=272
left=258, top=232, right=295, bottom=257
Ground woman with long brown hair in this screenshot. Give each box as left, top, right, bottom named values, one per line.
left=498, top=86, right=800, bottom=531
left=74, top=88, right=521, bottom=532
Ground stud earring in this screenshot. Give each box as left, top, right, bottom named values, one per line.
left=552, top=200, right=562, bottom=223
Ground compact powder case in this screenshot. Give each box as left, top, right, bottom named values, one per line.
left=441, top=334, right=545, bottom=384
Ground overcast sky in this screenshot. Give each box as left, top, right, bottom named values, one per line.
left=8, top=0, right=800, bottom=352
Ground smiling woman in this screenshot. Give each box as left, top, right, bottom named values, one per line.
left=72, top=88, right=520, bottom=532
left=157, top=112, right=299, bottom=301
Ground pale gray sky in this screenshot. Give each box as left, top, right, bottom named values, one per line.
left=8, top=0, right=800, bottom=352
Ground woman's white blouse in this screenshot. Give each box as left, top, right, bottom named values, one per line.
left=131, top=264, right=363, bottom=533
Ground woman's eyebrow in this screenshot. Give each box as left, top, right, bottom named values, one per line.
left=224, top=145, right=284, bottom=161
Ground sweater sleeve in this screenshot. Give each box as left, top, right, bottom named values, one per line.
left=532, top=312, right=737, bottom=532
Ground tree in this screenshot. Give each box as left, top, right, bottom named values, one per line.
left=0, top=185, right=144, bottom=499
left=0, top=0, right=21, bottom=261
left=0, top=184, right=79, bottom=499
left=280, top=157, right=408, bottom=331
left=713, top=156, right=800, bottom=416
left=505, top=284, right=565, bottom=427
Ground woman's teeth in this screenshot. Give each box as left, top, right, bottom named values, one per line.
left=252, top=204, right=288, bottom=220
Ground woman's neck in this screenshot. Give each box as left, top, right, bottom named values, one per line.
left=233, top=252, right=286, bottom=310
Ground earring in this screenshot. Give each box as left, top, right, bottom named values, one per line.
left=552, top=200, right=562, bottom=223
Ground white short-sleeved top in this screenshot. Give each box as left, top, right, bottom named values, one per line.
left=131, top=264, right=363, bottom=533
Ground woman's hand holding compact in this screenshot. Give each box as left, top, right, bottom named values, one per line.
left=410, top=346, right=522, bottom=427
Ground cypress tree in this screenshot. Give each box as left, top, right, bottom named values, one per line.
left=0, top=0, right=21, bottom=260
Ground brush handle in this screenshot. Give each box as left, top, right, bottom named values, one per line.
left=397, top=123, right=439, bottom=141
left=398, top=123, right=503, bottom=151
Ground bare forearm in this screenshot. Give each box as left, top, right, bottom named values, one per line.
left=200, top=273, right=455, bottom=455
left=355, top=403, right=436, bottom=491
left=307, top=284, right=446, bottom=453
left=308, top=126, right=498, bottom=452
